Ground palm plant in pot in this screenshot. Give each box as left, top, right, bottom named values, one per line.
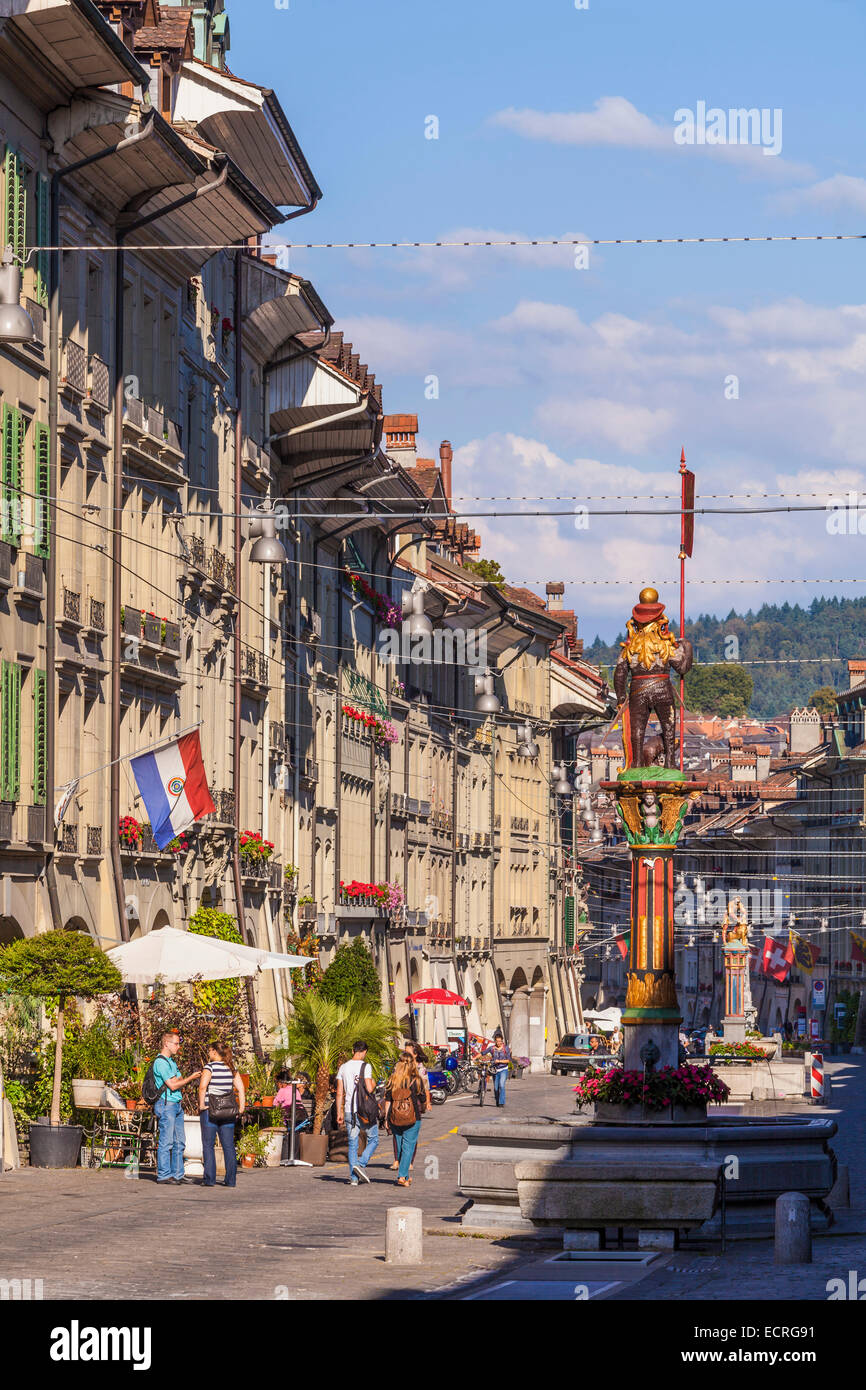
left=282, top=994, right=400, bottom=1164
left=0, top=930, right=122, bottom=1167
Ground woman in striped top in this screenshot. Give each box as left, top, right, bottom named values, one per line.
left=197, top=1040, right=245, bottom=1188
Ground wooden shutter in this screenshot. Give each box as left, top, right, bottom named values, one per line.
left=34, top=421, right=49, bottom=558
left=3, top=147, right=26, bottom=267
left=1, top=403, right=23, bottom=547
left=564, top=895, right=575, bottom=948
left=1, top=660, right=22, bottom=802
left=34, top=175, right=49, bottom=307
left=32, top=667, right=46, bottom=805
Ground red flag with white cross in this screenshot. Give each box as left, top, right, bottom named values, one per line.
left=761, top=935, right=794, bottom=982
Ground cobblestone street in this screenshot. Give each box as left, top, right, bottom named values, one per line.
left=2, top=1063, right=863, bottom=1302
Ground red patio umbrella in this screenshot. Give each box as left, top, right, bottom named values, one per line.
left=406, top=988, right=470, bottom=1006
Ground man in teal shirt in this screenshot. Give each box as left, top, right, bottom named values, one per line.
left=153, top=1032, right=201, bottom=1185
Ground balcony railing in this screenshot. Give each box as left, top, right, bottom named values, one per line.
left=89, top=597, right=105, bottom=631
left=205, top=788, right=235, bottom=825
left=62, top=339, right=87, bottom=395
left=62, top=588, right=81, bottom=625
left=89, top=354, right=110, bottom=409
left=0, top=804, right=13, bottom=842
left=0, top=543, right=10, bottom=588
left=17, top=553, right=44, bottom=598
left=27, top=806, right=45, bottom=844
left=163, top=620, right=180, bottom=652
left=271, top=721, right=285, bottom=753
left=59, top=822, right=78, bottom=854
left=86, top=825, right=102, bottom=856
left=26, top=299, right=45, bottom=345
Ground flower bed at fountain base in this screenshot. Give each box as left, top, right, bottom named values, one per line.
left=458, top=1113, right=838, bottom=1241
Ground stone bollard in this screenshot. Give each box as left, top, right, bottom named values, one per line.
left=385, top=1206, right=423, bottom=1265
left=774, top=1192, right=811, bottom=1265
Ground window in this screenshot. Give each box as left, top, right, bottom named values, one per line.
left=1, top=403, right=24, bottom=547
left=33, top=422, right=49, bottom=558
left=87, top=262, right=103, bottom=359
left=1, top=660, right=22, bottom=801
left=32, top=668, right=46, bottom=805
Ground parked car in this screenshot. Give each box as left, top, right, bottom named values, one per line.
left=550, top=1032, right=613, bottom=1075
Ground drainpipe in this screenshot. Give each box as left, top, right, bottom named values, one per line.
left=47, top=111, right=155, bottom=939
left=230, top=245, right=264, bottom=1060
left=109, top=157, right=229, bottom=949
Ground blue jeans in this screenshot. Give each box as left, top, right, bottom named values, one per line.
left=493, top=1069, right=507, bottom=1106
left=154, top=1099, right=186, bottom=1181
left=393, top=1121, right=420, bottom=1180
left=346, top=1119, right=379, bottom=1176
left=199, top=1109, right=237, bottom=1187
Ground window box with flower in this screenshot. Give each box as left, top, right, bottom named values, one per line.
left=343, top=568, right=400, bottom=629
left=118, top=816, right=143, bottom=851
left=239, top=831, right=274, bottom=877
left=341, top=703, right=398, bottom=747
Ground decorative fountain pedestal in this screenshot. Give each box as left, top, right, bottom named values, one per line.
left=722, top=903, right=749, bottom=1044
left=458, top=586, right=838, bottom=1245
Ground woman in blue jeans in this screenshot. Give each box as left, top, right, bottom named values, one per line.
left=198, top=1041, right=245, bottom=1188
left=384, top=1050, right=430, bottom=1186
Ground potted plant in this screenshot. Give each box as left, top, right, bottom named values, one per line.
left=573, top=1062, right=730, bottom=1124
left=236, top=1126, right=268, bottom=1169
left=0, top=931, right=122, bottom=1167
left=282, top=993, right=400, bottom=1166
left=247, top=1056, right=276, bottom=1108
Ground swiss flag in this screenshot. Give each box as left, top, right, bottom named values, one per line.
left=761, top=935, right=794, bottom=982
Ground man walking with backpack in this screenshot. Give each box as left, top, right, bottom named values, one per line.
left=336, top=1040, right=379, bottom=1186
left=145, top=1031, right=201, bottom=1185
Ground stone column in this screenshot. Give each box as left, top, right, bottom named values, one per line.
left=602, top=769, right=706, bottom=1073
left=723, top=941, right=748, bottom=1043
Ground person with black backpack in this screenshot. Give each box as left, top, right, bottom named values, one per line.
left=143, top=1031, right=201, bottom=1185
left=336, top=1040, right=380, bottom=1186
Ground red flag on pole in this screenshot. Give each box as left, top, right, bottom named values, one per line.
left=761, top=935, right=794, bottom=982
left=850, top=930, right=866, bottom=964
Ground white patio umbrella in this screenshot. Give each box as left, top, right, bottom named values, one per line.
left=107, top=926, right=310, bottom=985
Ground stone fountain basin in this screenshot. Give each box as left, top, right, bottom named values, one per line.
left=515, top=1158, right=721, bottom=1231
left=459, top=1113, right=837, bottom=1239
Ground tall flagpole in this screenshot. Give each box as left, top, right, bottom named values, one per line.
left=678, top=447, right=695, bottom=773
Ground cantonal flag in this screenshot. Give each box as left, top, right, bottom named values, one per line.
left=789, top=932, right=821, bottom=974
left=761, top=934, right=794, bottom=983
left=130, top=731, right=215, bottom=850
left=614, top=930, right=630, bottom=960
left=850, top=930, right=866, bottom=965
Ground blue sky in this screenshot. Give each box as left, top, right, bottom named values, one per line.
left=233, top=0, right=866, bottom=642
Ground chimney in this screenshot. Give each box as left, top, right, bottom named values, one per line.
left=383, top=414, right=418, bottom=468
left=848, top=659, right=866, bottom=689
left=439, top=439, right=453, bottom=513
left=546, top=581, right=565, bottom=611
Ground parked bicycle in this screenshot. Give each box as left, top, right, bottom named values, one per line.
left=476, top=1062, right=490, bottom=1106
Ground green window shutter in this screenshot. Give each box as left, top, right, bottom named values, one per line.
left=564, top=895, right=575, bottom=948
left=32, top=667, right=46, bottom=805
left=34, top=175, right=49, bottom=307
left=1, top=660, right=22, bottom=802
left=1, top=403, right=23, bottom=547
left=34, top=421, right=49, bottom=558
left=3, top=147, right=26, bottom=268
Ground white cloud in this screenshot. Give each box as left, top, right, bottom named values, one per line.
left=489, top=96, right=812, bottom=179
left=777, top=173, right=866, bottom=214
left=544, top=397, right=674, bottom=454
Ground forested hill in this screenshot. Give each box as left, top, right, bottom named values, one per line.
left=584, top=596, right=866, bottom=719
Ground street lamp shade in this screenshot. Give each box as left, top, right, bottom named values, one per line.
left=553, top=763, right=573, bottom=795
left=0, top=250, right=34, bottom=343
left=474, top=669, right=501, bottom=714
left=249, top=508, right=287, bottom=564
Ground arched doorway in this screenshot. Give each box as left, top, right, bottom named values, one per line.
left=508, top=968, right=531, bottom=1059
left=0, top=917, right=23, bottom=945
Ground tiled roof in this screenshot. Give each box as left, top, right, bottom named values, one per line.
left=319, top=332, right=382, bottom=407
left=135, top=6, right=193, bottom=50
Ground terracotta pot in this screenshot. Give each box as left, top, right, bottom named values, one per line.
left=126, top=1100, right=137, bottom=1111
left=240, top=1074, right=250, bottom=1091
left=241, top=1154, right=256, bottom=1168
left=262, top=1095, right=274, bottom=1107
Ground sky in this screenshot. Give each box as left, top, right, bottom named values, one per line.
left=232, top=0, right=866, bottom=643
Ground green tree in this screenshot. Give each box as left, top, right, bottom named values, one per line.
left=189, top=906, right=243, bottom=1011
left=319, top=937, right=381, bottom=1009
left=684, top=663, right=753, bottom=716
left=464, top=557, right=506, bottom=588
left=283, top=993, right=400, bottom=1132
left=0, top=930, right=122, bottom=1125
left=807, top=686, right=837, bottom=719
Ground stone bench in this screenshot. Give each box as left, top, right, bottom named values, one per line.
left=514, top=1158, right=723, bottom=1249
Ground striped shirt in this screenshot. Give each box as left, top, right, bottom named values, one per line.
left=204, top=1060, right=234, bottom=1100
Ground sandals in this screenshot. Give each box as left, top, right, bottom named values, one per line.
left=396, top=1176, right=412, bottom=1187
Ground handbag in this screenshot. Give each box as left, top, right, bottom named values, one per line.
left=207, top=1091, right=239, bottom=1123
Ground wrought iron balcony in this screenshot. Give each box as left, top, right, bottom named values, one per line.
left=61, top=588, right=80, bottom=626
left=89, top=597, right=105, bottom=631
left=86, top=825, right=102, bottom=856
left=89, top=354, right=110, bottom=409
left=59, top=822, right=78, bottom=854
left=62, top=339, right=87, bottom=395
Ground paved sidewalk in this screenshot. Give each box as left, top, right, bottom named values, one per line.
left=0, top=1073, right=568, bottom=1301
